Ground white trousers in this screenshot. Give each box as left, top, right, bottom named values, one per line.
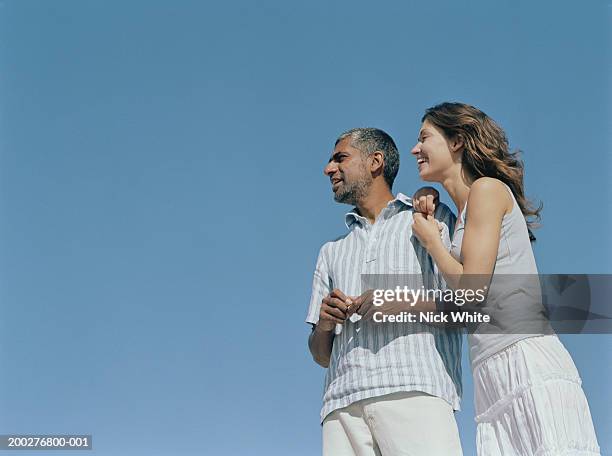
left=322, top=391, right=463, bottom=456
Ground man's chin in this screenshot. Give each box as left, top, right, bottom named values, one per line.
left=333, top=192, right=354, bottom=205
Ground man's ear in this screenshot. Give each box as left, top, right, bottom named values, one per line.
left=369, top=151, right=385, bottom=176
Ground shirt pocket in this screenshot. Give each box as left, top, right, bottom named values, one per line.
left=386, top=240, right=413, bottom=272
left=389, top=263, right=412, bottom=273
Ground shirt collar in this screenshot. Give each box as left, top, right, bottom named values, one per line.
left=344, top=192, right=413, bottom=229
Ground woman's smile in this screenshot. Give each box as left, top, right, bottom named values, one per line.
left=416, top=156, right=429, bottom=169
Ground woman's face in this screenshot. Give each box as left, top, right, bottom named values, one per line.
left=410, top=120, right=455, bottom=182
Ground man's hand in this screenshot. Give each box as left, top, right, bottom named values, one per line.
left=346, top=290, right=380, bottom=321
left=347, top=289, right=419, bottom=321
left=310, top=290, right=351, bottom=368
left=317, top=289, right=352, bottom=332
left=413, top=187, right=439, bottom=215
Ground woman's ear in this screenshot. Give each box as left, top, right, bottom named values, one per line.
left=450, top=135, right=464, bottom=154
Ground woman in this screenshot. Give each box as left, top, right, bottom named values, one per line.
left=410, top=102, right=600, bottom=455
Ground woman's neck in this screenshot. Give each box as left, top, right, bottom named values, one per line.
left=441, top=168, right=473, bottom=216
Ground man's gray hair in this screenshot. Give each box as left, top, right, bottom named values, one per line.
left=335, top=128, right=400, bottom=189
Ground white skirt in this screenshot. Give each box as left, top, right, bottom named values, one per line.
left=473, top=335, right=600, bottom=456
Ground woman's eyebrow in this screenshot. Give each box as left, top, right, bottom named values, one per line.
left=418, top=128, right=432, bottom=140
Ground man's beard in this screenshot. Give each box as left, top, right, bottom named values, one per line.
left=334, top=174, right=372, bottom=205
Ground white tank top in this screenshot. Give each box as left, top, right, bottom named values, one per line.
left=450, top=183, right=553, bottom=367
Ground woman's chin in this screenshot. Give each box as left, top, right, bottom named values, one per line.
left=418, top=170, right=435, bottom=182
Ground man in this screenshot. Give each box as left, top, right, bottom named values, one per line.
left=306, top=128, right=463, bottom=455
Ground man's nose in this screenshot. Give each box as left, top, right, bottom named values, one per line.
left=324, top=162, right=336, bottom=176
left=410, top=143, right=421, bottom=156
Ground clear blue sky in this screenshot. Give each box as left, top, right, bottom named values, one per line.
left=0, top=1, right=610, bottom=455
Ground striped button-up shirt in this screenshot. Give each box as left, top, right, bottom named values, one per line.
left=306, top=193, right=462, bottom=423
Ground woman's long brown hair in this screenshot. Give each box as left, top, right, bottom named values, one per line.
left=422, top=102, right=542, bottom=241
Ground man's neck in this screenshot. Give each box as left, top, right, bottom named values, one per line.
left=355, top=185, right=394, bottom=224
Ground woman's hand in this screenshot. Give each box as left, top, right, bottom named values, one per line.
left=413, top=192, right=437, bottom=216
left=412, top=212, right=444, bottom=250
left=413, top=187, right=439, bottom=214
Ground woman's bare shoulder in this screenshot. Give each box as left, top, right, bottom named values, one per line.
left=469, top=177, right=513, bottom=214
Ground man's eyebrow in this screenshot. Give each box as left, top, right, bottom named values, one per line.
left=328, top=151, right=346, bottom=162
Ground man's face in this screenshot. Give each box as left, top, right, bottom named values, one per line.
left=324, top=137, right=372, bottom=205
